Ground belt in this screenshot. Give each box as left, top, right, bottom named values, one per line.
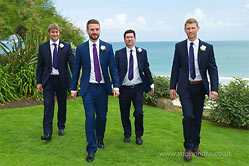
left=122, top=83, right=143, bottom=88
left=189, top=80, right=203, bottom=84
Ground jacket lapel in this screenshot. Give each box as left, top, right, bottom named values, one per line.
left=46, top=41, right=52, bottom=66
left=135, top=47, right=142, bottom=70
left=86, top=41, right=90, bottom=67
left=183, top=40, right=189, bottom=68
left=57, top=40, right=62, bottom=65
left=99, top=40, right=103, bottom=68
left=197, top=39, right=202, bottom=68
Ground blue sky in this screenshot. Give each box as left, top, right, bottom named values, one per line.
left=53, top=0, right=249, bottom=42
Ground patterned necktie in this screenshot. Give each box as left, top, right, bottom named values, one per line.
left=93, top=43, right=102, bottom=83
left=52, top=43, right=58, bottom=69
left=128, top=49, right=134, bottom=80
left=189, top=42, right=196, bottom=80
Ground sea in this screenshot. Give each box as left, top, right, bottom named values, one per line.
left=111, top=41, right=249, bottom=85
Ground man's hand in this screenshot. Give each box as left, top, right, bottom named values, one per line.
left=71, top=92, right=77, bottom=100
left=113, top=90, right=120, bottom=98
left=150, top=88, right=154, bottom=95
left=210, top=91, right=218, bottom=99
left=170, top=89, right=176, bottom=100
left=37, top=84, right=42, bottom=93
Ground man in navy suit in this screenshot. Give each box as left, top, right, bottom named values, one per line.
left=170, top=18, right=219, bottom=161
left=115, top=29, right=154, bottom=145
left=36, top=23, right=75, bottom=141
left=71, top=19, right=120, bottom=162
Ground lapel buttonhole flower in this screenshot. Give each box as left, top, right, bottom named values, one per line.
left=137, top=48, right=142, bottom=52
left=200, top=45, right=206, bottom=51
left=59, top=43, right=64, bottom=48
left=101, top=45, right=106, bottom=51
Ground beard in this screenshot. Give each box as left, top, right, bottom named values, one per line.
left=89, top=33, right=99, bottom=41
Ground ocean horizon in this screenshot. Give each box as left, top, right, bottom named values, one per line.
left=111, top=41, right=249, bottom=84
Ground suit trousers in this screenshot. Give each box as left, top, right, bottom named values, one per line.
left=81, top=83, right=108, bottom=154
left=43, top=75, right=67, bottom=135
left=179, top=83, right=205, bottom=150
left=119, top=83, right=144, bottom=138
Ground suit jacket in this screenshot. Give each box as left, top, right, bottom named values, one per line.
left=115, top=47, right=154, bottom=92
left=170, top=39, right=218, bottom=96
left=36, top=40, right=75, bottom=89
left=71, top=40, right=119, bottom=96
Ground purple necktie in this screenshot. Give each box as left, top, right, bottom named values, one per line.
left=189, top=42, right=196, bottom=80
left=128, top=50, right=134, bottom=80
left=52, top=43, right=58, bottom=69
left=93, top=43, right=102, bottom=83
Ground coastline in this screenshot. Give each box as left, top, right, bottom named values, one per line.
left=160, top=75, right=249, bottom=85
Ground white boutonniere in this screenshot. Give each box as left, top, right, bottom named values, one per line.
left=59, top=43, right=64, bottom=48
left=200, top=45, right=206, bottom=51
left=100, top=45, right=106, bottom=51
left=137, top=48, right=142, bottom=52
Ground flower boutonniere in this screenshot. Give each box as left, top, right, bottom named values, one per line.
left=137, top=48, right=142, bottom=53
left=100, top=45, right=106, bottom=51
left=59, top=43, right=64, bottom=48
left=200, top=45, right=206, bottom=51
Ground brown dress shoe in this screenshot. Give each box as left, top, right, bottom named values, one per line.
left=184, top=149, right=192, bottom=161
left=192, top=148, right=205, bottom=157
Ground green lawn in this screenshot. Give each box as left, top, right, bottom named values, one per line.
left=0, top=97, right=248, bottom=166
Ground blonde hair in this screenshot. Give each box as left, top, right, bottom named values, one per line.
left=48, top=23, right=60, bottom=32
left=185, top=18, right=199, bottom=28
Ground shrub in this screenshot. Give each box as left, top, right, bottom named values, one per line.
left=0, top=64, right=18, bottom=104
left=144, top=75, right=170, bottom=106
left=209, top=78, right=249, bottom=128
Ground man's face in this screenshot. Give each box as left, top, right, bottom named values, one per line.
left=87, top=24, right=100, bottom=41
left=49, top=29, right=60, bottom=42
left=184, top=23, right=199, bottom=41
left=124, top=33, right=136, bottom=48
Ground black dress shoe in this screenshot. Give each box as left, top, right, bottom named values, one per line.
left=58, top=129, right=65, bottom=136
left=41, top=134, right=52, bottom=141
left=136, top=137, right=143, bottom=145
left=192, top=148, right=205, bottom=157
left=123, top=136, right=130, bottom=143
left=97, top=140, right=104, bottom=149
left=86, top=153, right=94, bottom=162
left=184, top=149, right=192, bottom=161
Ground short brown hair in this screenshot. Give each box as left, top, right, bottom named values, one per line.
left=48, top=23, right=60, bottom=32
left=124, top=29, right=136, bottom=39
left=185, top=18, right=199, bottom=28
left=87, top=19, right=100, bottom=30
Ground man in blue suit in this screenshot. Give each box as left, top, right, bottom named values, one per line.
left=71, top=19, right=120, bottom=162
left=36, top=23, right=75, bottom=141
left=115, top=29, right=154, bottom=145
left=170, top=18, right=219, bottom=161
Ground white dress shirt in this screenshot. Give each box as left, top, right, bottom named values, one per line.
left=50, top=39, right=60, bottom=75
left=88, top=40, right=105, bottom=83
left=122, top=47, right=143, bottom=86
left=187, top=39, right=202, bottom=81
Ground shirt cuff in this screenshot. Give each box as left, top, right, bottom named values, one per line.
left=113, top=88, right=119, bottom=91
left=150, top=84, right=154, bottom=89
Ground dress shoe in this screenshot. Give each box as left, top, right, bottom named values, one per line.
left=86, top=153, right=94, bottom=162
left=58, top=129, right=65, bottom=136
left=136, top=137, right=143, bottom=145
left=97, top=140, right=104, bottom=149
left=123, top=136, right=130, bottom=143
left=41, top=134, right=52, bottom=141
left=192, top=148, right=205, bottom=157
left=184, top=149, right=192, bottom=161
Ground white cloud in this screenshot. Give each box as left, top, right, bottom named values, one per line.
left=185, top=8, right=206, bottom=21
left=245, top=1, right=249, bottom=9
left=102, top=13, right=147, bottom=30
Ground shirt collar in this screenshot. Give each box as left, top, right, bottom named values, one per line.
left=89, top=39, right=100, bottom=47
left=187, top=38, right=199, bottom=47
left=50, top=39, right=59, bottom=45
left=126, top=46, right=136, bottom=53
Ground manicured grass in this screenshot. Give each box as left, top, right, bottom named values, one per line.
left=0, top=97, right=248, bottom=166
